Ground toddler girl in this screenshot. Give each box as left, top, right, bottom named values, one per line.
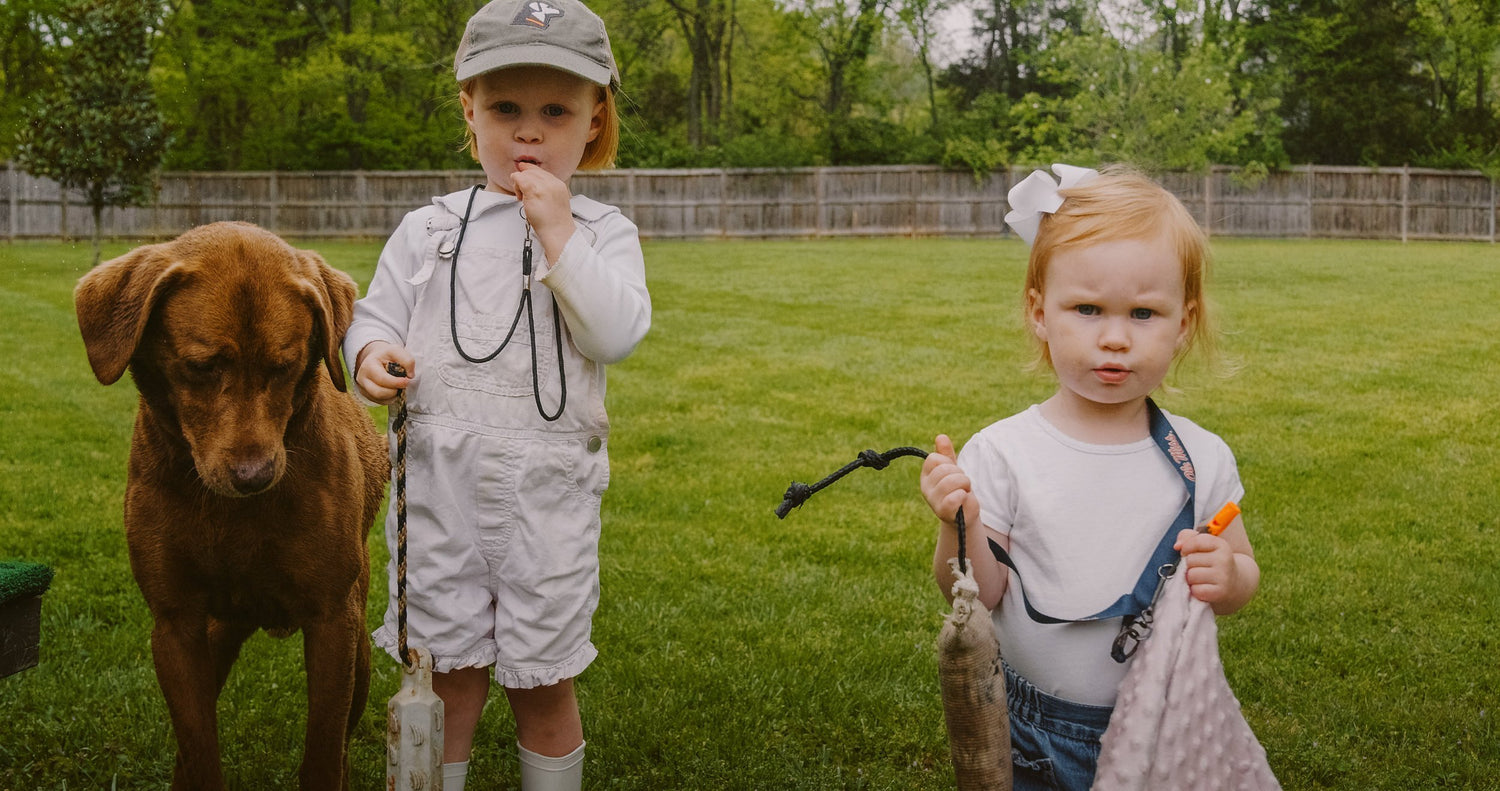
left=920, top=164, right=1260, bottom=790
left=343, top=1, right=649, bottom=788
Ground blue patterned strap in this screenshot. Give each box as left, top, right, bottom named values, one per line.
left=986, top=399, right=1196, bottom=625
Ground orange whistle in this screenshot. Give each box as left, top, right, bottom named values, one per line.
left=1202, top=501, right=1240, bottom=536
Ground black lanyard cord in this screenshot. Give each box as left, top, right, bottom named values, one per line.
left=446, top=185, right=567, bottom=421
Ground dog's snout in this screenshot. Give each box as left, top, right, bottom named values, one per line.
left=231, top=457, right=278, bottom=494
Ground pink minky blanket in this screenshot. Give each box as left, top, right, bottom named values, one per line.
left=1092, top=570, right=1280, bottom=791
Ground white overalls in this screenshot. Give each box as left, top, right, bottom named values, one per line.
left=344, top=187, right=650, bottom=688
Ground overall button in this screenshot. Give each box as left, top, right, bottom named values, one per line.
left=586, top=436, right=603, bottom=453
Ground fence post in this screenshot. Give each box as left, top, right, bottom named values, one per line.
left=908, top=167, right=919, bottom=237
left=627, top=170, right=637, bottom=223
left=1400, top=164, right=1409, bottom=243
left=1305, top=165, right=1314, bottom=238
left=59, top=183, right=69, bottom=242
left=1203, top=168, right=1213, bottom=237
left=7, top=161, right=15, bottom=242
left=357, top=171, right=369, bottom=237
left=815, top=167, right=826, bottom=238
left=268, top=171, right=279, bottom=233
left=720, top=170, right=728, bottom=239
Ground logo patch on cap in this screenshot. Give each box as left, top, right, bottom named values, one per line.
left=513, top=1, right=564, bottom=28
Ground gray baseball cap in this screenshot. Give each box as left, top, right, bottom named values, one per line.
left=455, top=0, right=620, bottom=89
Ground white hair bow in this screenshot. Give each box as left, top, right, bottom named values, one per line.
left=1004, top=164, right=1100, bottom=244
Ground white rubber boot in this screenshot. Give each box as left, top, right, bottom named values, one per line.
left=518, top=741, right=584, bottom=791
left=441, top=760, right=469, bottom=791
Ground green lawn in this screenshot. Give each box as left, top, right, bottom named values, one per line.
left=1, top=235, right=1497, bottom=789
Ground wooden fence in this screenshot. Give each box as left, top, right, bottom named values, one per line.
left=3, top=163, right=1496, bottom=242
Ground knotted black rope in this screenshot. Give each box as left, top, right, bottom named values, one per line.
left=775, top=446, right=968, bottom=573
left=386, top=362, right=414, bottom=669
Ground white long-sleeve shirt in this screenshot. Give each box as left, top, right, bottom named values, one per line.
left=343, top=186, right=650, bottom=437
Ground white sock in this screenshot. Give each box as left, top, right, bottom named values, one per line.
left=518, top=741, right=584, bottom=791
left=442, top=760, right=470, bottom=791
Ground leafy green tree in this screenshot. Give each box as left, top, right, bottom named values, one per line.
left=1242, top=0, right=1431, bottom=165
left=0, top=0, right=63, bottom=160
left=1058, top=32, right=1272, bottom=170
left=895, top=0, right=950, bottom=132
left=662, top=0, right=734, bottom=147
left=942, top=0, right=1085, bottom=105
left=784, top=0, right=890, bottom=163
left=15, top=0, right=166, bottom=264
left=1412, top=0, right=1500, bottom=167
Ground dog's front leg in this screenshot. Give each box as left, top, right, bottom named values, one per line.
left=151, top=617, right=228, bottom=791
left=299, top=608, right=364, bottom=790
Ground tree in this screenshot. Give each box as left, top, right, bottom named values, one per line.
left=0, top=0, right=64, bottom=161
left=663, top=0, right=734, bottom=147
left=785, top=0, right=890, bottom=163
left=1058, top=31, right=1272, bottom=170
left=1242, top=0, right=1431, bottom=165
left=15, top=0, right=166, bottom=264
left=1412, top=0, right=1500, bottom=166
left=895, top=0, right=950, bottom=132
left=943, top=0, right=1084, bottom=105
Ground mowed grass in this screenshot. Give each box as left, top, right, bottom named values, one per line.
left=1, top=234, right=1497, bottom=790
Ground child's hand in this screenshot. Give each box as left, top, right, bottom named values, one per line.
left=924, top=434, right=1007, bottom=608
left=921, top=434, right=977, bottom=528
left=354, top=341, right=415, bottom=405
left=513, top=162, right=577, bottom=266
left=1174, top=529, right=1241, bottom=607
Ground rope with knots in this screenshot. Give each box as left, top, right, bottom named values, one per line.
left=775, top=446, right=967, bottom=573
left=386, top=362, right=415, bottom=669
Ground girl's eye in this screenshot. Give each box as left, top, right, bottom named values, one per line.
left=1131, top=308, right=1155, bottom=320
left=1075, top=304, right=1100, bottom=316
left=543, top=104, right=567, bottom=118
left=495, top=101, right=519, bottom=114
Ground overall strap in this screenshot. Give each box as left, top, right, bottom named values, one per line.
left=987, top=399, right=1197, bottom=625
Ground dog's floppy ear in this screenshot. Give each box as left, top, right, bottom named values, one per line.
left=299, top=250, right=357, bottom=393
left=74, top=244, right=187, bottom=385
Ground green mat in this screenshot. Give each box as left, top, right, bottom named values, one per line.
left=0, top=561, right=55, bottom=605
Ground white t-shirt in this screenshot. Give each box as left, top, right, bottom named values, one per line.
left=958, top=405, right=1244, bottom=706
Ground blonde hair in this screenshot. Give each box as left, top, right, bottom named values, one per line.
left=459, top=75, right=620, bottom=170
left=1023, top=165, right=1216, bottom=369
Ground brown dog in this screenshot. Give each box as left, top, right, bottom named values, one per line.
left=74, top=222, right=388, bottom=790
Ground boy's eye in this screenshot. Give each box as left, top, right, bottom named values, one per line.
left=1075, top=304, right=1100, bottom=316
left=1131, top=308, right=1155, bottom=320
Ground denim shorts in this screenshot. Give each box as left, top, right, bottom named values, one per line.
left=1005, top=661, right=1114, bottom=791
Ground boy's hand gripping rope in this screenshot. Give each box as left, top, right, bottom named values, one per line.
left=383, top=363, right=445, bottom=791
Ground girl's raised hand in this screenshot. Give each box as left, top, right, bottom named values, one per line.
left=512, top=162, right=577, bottom=265
left=921, top=434, right=978, bottom=528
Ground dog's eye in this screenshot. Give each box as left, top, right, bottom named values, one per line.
left=183, top=358, right=221, bottom=379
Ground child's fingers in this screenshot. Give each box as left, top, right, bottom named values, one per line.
left=1172, top=527, right=1200, bottom=554
left=934, top=433, right=956, bottom=459
left=384, top=349, right=416, bottom=381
